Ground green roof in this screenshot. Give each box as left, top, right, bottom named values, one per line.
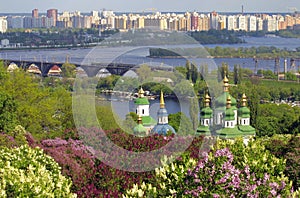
left=196, top=125, right=211, bottom=135
left=224, top=108, right=235, bottom=121
left=134, top=97, right=150, bottom=105
left=216, top=127, right=243, bottom=139
left=134, top=124, right=147, bottom=134
left=238, top=107, right=251, bottom=118
left=238, top=125, right=256, bottom=135
left=201, top=107, right=213, bottom=118
left=142, top=116, right=157, bottom=126
left=215, top=92, right=237, bottom=107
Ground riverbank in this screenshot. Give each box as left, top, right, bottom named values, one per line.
left=0, top=44, right=96, bottom=52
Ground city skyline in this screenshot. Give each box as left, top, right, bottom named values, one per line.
left=0, top=0, right=300, bottom=13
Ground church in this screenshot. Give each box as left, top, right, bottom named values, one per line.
left=133, top=87, right=175, bottom=136
left=197, top=74, right=256, bottom=139
left=133, top=73, right=255, bottom=139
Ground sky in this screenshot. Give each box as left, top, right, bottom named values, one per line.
left=1, top=0, right=300, bottom=13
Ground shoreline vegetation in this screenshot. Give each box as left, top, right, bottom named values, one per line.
left=149, top=46, right=300, bottom=59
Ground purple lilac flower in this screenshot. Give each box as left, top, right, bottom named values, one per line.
left=213, top=194, right=220, bottom=198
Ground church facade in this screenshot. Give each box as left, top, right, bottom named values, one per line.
left=197, top=74, right=256, bottom=139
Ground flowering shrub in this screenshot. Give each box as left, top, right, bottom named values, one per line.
left=262, top=134, right=300, bottom=190
left=124, top=138, right=299, bottom=197
left=31, top=137, right=99, bottom=197
left=26, top=128, right=205, bottom=197
left=0, top=145, right=75, bottom=197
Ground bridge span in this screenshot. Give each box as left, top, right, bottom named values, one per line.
left=3, top=59, right=173, bottom=77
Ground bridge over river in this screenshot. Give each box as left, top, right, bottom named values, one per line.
left=2, top=59, right=173, bottom=77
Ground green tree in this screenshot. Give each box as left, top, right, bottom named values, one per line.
left=168, top=112, right=194, bottom=135
left=122, top=112, right=138, bottom=134
left=136, top=64, right=151, bottom=82
left=185, top=60, right=191, bottom=80
left=189, top=97, right=199, bottom=130
left=285, top=72, right=297, bottom=81
left=233, top=64, right=242, bottom=84
left=175, top=66, right=187, bottom=78
left=190, top=63, right=198, bottom=84
left=248, top=86, right=259, bottom=128
left=61, top=63, right=77, bottom=78
left=0, top=91, right=18, bottom=132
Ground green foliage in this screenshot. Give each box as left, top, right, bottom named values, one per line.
left=257, top=69, right=276, bottom=79
left=190, top=29, right=244, bottom=44
left=0, top=145, right=75, bottom=197
left=61, top=63, right=77, bottom=78
left=123, top=112, right=139, bottom=134
left=233, top=64, right=242, bottom=84
left=173, top=80, right=195, bottom=97
left=0, top=63, right=75, bottom=140
left=96, top=75, right=120, bottom=90
left=189, top=97, right=199, bottom=130
left=0, top=91, right=18, bottom=132
left=257, top=104, right=300, bottom=135
left=168, top=112, right=194, bottom=135
left=7, top=125, right=27, bottom=146
left=96, top=102, right=121, bottom=131
left=136, top=64, right=151, bottom=83
left=285, top=72, right=297, bottom=81
left=207, top=45, right=300, bottom=58
left=175, top=66, right=187, bottom=78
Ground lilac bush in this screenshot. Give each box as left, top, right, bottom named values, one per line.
left=124, top=138, right=299, bottom=197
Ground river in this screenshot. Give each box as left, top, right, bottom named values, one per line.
left=1, top=36, right=300, bottom=72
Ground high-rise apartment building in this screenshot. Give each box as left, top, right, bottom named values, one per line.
left=256, top=18, right=263, bottom=31
left=198, top=14, right=210, bottom=31
left=23, top=17, right=32, bottom=28
left=7, top=16, right=24, bottom=29
left=47, top=9, right=58, bottom=26
left=218, top=15, right=227, bottom=30
left=210, top=11, right=219, bottom=30
left=263, top=16, right=278, bottom=32
left=227, top=15, right=236, bottom=30
left=191, top=12, right=199, bottom=31
left=248, top=15, right=257, bottom=31
left=185, top=12, right=191, bottom=31
left=32, top=9, right=38, bottom=18
left=237, top=15, right=246, bottom=31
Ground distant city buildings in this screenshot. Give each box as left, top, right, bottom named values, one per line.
left=1, top=8, right=300, bottom=32
left=0, top=17, right=8, bottom=33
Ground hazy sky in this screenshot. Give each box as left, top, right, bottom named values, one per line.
left=1, top=0, right=300, bottom=13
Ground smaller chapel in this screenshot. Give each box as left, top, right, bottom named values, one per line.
left=134, top=87, right=175, bottom=136
left=197, top=74, right=256, bottom=139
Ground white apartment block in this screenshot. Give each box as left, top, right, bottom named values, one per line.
left=263, top=16, right=278, bottom=32
left=227, top=15, right=236, bottom=30
left=237, top=15, right=246, bottom=31
left=0, top=17, right=8, bottom=33
left=248, top=15, right=257, bottom=31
